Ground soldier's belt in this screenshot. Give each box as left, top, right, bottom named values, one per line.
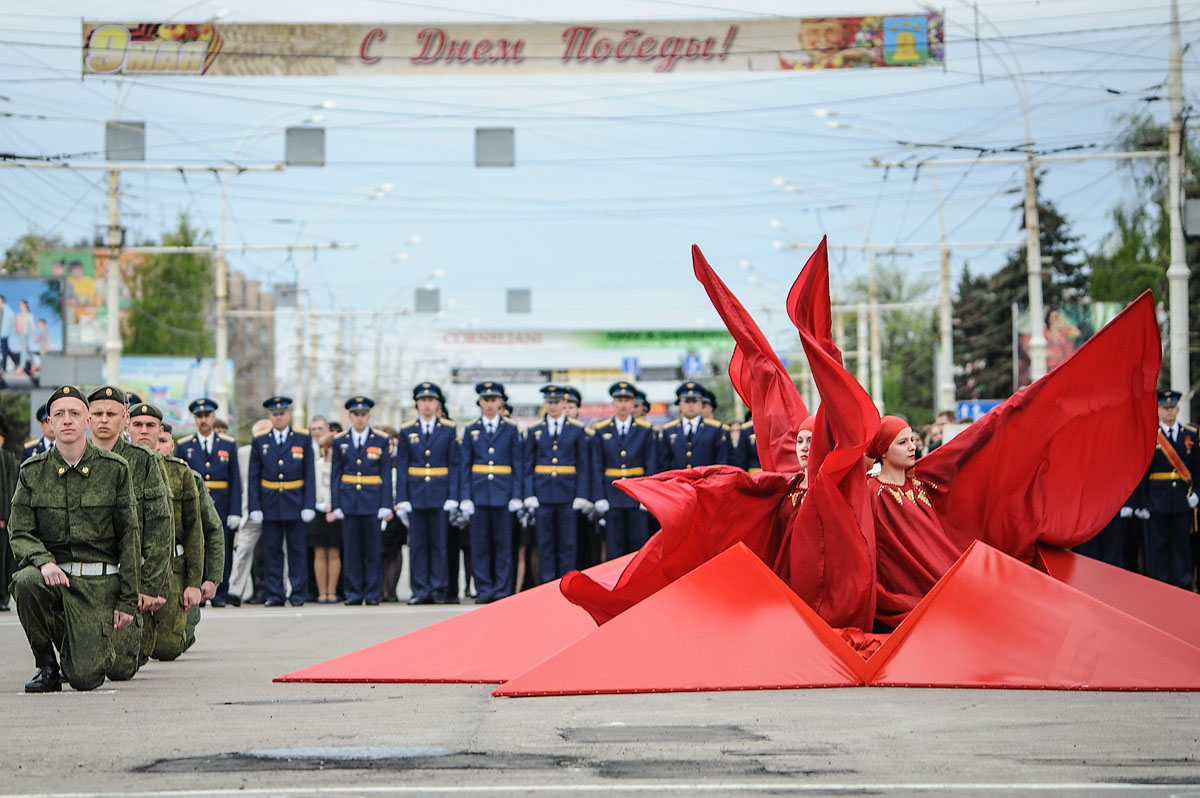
left=604, top=467, right=645, bottom=478
left=1149, top=471, right=1185, bottom=481
left=471, top=464, right=513, bottom=474
left=340, top=474, right=383, bottom=485
left=205, top=480, right=230, bottom=489
left=57, top=561, right=119, bottom=576
left=535, top=465, right=577, bottom=475
left=408, top=467, right=449, bottom=477
left=747, top=468, right=763, bottom=474
left=261, top=479, right=305, bottom=490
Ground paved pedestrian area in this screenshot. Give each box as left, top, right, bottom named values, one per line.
left=2, top=603, right=1198, bottom=798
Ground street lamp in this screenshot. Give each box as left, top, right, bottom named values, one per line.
left=816, top=108, right=956, bottom=415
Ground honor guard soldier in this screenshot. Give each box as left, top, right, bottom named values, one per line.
left=175, top=397, right=242, bottom=607
left=732, top=411, right=762, bottom=473
left=248, top=396, right=316, bottom=606
left=660, top=382, right=729, bottom=472
left=85, top=386, right=173, bottom=681
left=330, top=396, right=394, bottom=606
left=459, top=381, right=524, bottom=603
left=1141, top=388, right=1199, bottom=588
left=8, top=385, right=142, bottom=692
left=128, top=403, right=204, bottom=661
left=22, top=403, right=53, bottom=461
left=524, top=384, right=592, bottom=583
left=591, top=381, right=658, bottom=559
left=396, top=383, right=460, bottom=604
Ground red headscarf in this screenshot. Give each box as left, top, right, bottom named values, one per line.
left=866, top=415, right=909, bottom=462
left=797, top=416, right=815, bottom=434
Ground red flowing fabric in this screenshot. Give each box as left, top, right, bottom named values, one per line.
left=796, top=289, right=1162, bottom=627
left=693, top=245, right=806, bottom=473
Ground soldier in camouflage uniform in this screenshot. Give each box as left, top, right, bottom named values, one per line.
left=85, top=385, right=174, bottom=681
left=8, top=385, right=141, bottom=692
left=128, top=403, right=203, bottom=662
left=157, top=423, right=224, bottom=653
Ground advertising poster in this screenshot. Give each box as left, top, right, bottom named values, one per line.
left=118, top=356, right=234, bottom=435
left=1014, top=302, right=1125, bottom=389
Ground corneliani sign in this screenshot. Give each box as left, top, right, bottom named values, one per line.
left=81, top=14, right=944, bottom=77
left=435, top=330, right=735, bottom=349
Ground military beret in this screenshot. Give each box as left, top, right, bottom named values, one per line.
left=475, top=381, right=505, bottom=398
left=344, top=395, right=375, bottom=412
left=564, top=386, right=582, bottom=406
left=262, top=395, right=293, bottom=412
left=161, top=422, right=173, bottom=434
left=1158, top=388, right=1182, bottom=407
left=46, top=385, right=87, bottom=412
left=539, top=384, right=567, bottom=401
left=129, top=403, right=163, bottom=421
left=609, top=381, right=637, bottom=399
left=413, top=382, right=443, bottom=402
left=125, top=391, right=143, bottom=406
left=675, top=381, right=705, bottom=403
left=87, top=385, right=127, bottom=406
left=189, top=397, right=218, bottom=414
left=35, top=403, right=48, bottom=423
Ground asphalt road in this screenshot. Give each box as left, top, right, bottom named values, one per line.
left=2, top=599, right=1199, bottom=798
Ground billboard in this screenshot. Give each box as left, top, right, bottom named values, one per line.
left=0, top=277, right=65, bottom=380
left=1014, top=302, right=1125, bottom=389
left=81, top=14, right=944, bottom=77
left=118, top=356, right=234, bottom=435
left=37, top=249, right=136, bottom=351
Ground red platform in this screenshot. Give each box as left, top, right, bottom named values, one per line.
left=274, top=554, right=632, bottom=684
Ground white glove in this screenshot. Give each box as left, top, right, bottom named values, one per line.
left=459, top=499, right=475, bottom=519
left=507, top=498, right=523, bottom=513
left=442, top=499, right=458, bottom=512
left=638, top=503, right=648, bottom=512
left=594, top=499, right=610, bottom=515
left=1119, top=506, right=1133, bottom=519
left=301, top=509, right=316, bottom=523
left=332, top=508, right=345, bottom=521
left=315, top=502, right=329, bottom=513
left=571, top=497, right=588, bottom=511
left=377, top=507, right=393, bottom=521
left=226, top=514, right=242, bottom=530
left=1135, top=508, right=1151, bottom=520
left=524, top=496, right=540, bottom=510
left=1189, top=493, right=1199, bottom=509
left=249, top=510, right=263, bottom=523
left=396, top=501, right=413, bottom=515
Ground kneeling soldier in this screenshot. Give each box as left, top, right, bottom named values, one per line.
left=8, top=385, right=140, bottom=692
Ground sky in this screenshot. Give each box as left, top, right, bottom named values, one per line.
left=2, top=0, right=1197, bottom=413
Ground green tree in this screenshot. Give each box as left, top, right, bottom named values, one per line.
left=1087, top=204, right=1166, bottom=302
left=2, top=233, right=72, bottom=276
left=124, top=214, right=214, bottom=356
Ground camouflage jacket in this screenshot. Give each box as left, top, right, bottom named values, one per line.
left=192, top=471, right=225, bottom=581
left=112, top=437, right=174, bottom=598
left=158, top=454, right=204, bottom=589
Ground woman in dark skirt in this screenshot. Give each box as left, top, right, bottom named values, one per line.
left=310, top=432, right=343, bottom=603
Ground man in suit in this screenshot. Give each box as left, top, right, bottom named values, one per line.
left=247, top=396, right=316, bottom=607
left=175, top=397, right=242, bottom=607
left=1141, top=388, right=1199, bottom=589
left=459, top=381, right=524, bottom=603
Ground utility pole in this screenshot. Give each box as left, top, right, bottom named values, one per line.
left=1023, top=150, right=1046, bottom=382
left=856, top=303, right=869, bottom=389
left=867, top=249, right=883, bottom=413
left=1167, top=0, right=1191, bottom=422
left=105, top=169, right=122, bottom=383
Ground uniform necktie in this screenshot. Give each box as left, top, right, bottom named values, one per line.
left=423, top=424, right=432, bottom=442
left=686, top=420, right=694, bottom=446
left=203, top=438, right=210, bottom=456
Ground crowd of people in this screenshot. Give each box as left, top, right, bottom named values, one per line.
left=0, top=358, right=1195, bottom=692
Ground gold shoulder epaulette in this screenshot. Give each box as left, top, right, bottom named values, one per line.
left=743, top=420, right=754, bottom=430
left=593, top=418, right=612, bottom=428
left=663, top=418, right=681, bottom=429
left=440, top=418, right=456, bottom=426
left=1183, top=423, right=1198, bottom=432
left=398, top=420, right=417, bottom=430
left=218, top=433, right=236, bottom=443
left=703, top=418, right=723, bottom=428
left=567, top=418, right=585, bottom=428
left=634, top=418, right=652, bottom=429
left=24, top=439, right=38, bottom=448
left=294, top=427, right=309, bottom=435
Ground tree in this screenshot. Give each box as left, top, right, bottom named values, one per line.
left=2, top=233, right=72, bottom=276
left=124, top=213, right=214, bottom=356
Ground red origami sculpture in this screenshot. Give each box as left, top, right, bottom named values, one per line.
left=278, top=242, right=1200, bottom=694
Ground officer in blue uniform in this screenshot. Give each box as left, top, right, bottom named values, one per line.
left=659, top=381, right=728, bottom=472
left=247, top=396, right=316, bottom=606
left=1141, top=388, right=1199, bottom=588
left=592, top=381, right=658, bottom=559
left=330, top=396, right=394, bottom=605
left=731, top=410, right=762, bottom=473
left=395, top=383, right=460, bottom=604
left=22, top=404, right=53, bottom=462
left=459, top=381, right=524, bottom=603
left=524, top=385, right=592, bottom=583
left=175, top=397, right=242, bottom=606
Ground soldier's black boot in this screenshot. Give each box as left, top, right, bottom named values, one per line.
left=25, top=642, right=62, bottom=693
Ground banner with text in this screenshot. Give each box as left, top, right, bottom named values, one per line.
left=82, top=14, right=944, bottom=77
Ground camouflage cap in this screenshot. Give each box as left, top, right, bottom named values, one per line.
left=128, top=402, right=163, bottom=421
left=87, top=385, right=127, bottom=406
left=46, top=385, right=88, bottom=412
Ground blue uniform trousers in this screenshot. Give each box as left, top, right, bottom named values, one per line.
left=409, top=508, right=448, bottom=601
left=605, top=507, right=649, bottom=560
left=214, top=525, right=235, bottom=603
left=1144, top=511, right=1193, bottom=588
left=535, top=503, right=576, bottom=584
left=470, top=506, right=513, bottom=602
left=1076, top=515, right=1131, bottom=569
left=262, top=519, right=307, bottom=603
left=342, top=514, right=383, bottom=602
